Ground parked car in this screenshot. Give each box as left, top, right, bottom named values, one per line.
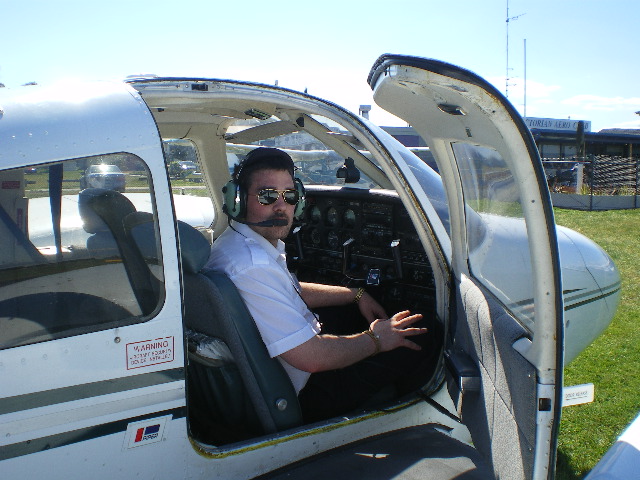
left=168, top=160, right=201, bottom=181
left=80, top=164, right=126, bottom=192
left=178, top=161, right=197, bottom=174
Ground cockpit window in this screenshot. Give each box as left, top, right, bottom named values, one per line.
left=164, top=139, right=204, bottom=187
left=452, top=142, right=535, bottom=329
left=0, top=155, right=165, bottom=349
left=224, top=115, right=382, bottom=189
left=163, top=139, right=216, bottom=233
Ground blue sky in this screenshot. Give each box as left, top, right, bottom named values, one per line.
left=1, top=0, right=638, bottom=132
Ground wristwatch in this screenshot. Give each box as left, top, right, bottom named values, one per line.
left=353, top=287, right=365, bottom=303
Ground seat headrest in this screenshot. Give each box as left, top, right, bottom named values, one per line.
left=177, top=221, right=212, bottom=274
left=124, top=212, right=211, bottom=275
left=79, top=188, right=136, bottom=234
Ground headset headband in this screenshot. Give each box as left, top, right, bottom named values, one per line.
left=234, top=147, right=295, bottom=186
left=223, top=147, right=306, bottom=222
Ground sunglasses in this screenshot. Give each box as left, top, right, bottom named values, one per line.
left=256, top=188, right=299, bottom=206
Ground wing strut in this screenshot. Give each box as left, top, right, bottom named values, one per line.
left=49, top=164, right=64, bottom=262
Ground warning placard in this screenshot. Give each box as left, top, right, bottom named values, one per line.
left=126, top=337, right=174, bottom=370
left=1, top=181, right=21, bottom=189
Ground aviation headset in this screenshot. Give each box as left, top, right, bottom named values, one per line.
left=222, top=147, right=306, bottom=223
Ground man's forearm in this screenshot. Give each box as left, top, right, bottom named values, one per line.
left=299, top=282, right=358, bottom=309
left=279, top=331, right=379, bottom=373
left=279, top=310, right=426, bottom=373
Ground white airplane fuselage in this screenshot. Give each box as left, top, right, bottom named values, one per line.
left=0, top=57, right=620, bottom=480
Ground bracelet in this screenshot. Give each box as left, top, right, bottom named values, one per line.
left=353, top=287, right=366, bottom=304
left=363, top=329, right=381, bottom=355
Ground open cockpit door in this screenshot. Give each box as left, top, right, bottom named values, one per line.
left=369, top=55, right=563, bottom=479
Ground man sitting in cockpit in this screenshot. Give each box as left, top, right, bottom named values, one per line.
left=207, top=147, right=435, bottom=422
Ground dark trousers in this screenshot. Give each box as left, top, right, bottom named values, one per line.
left=298, top=304, right=438, bottom=423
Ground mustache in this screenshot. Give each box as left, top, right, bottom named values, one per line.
left=262, top=214, right=290, bottom=227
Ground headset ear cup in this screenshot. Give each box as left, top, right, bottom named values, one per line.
left=222, top=179, right=244, bottom=220
left=294, top=177, right=306, bottom=220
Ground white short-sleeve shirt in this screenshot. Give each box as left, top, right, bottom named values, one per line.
left=205, top=221, right=321, bottom=393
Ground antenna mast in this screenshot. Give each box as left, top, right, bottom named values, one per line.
left=524, top=38, right=527, bottom=117
left=506, top=0, right=525, bottom=98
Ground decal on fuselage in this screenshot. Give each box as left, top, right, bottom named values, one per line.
left=126, top=337, right=175, bottom=370
left=124, top=415, right=171, bottom=449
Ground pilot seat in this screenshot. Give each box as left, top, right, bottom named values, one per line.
left=126, top=216, right=303, bottom=445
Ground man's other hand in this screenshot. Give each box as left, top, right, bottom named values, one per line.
left=370, top=311, right=427, bottom=352
left=357, top=291, right=388, bottom=324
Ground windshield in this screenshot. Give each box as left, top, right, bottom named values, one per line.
left=225, top=115, right=383, bottom=189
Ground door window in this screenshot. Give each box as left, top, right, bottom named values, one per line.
left=0, top=154, right=164, bottom=349
left=452, top=142, right=535, bottom=329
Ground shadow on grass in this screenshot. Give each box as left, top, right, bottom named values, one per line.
left=555, top=448, right=587, bottom=480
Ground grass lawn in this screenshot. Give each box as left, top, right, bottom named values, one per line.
left=554, top=207, right=640, bottom=478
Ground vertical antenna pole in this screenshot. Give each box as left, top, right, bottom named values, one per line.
left=506, top=0, right=510, bottom=97
left=505, top=0, right=525, bottom=100
left=524, top=38, right=527, bottom=118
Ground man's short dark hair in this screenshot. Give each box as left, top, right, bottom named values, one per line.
left=235, top=147, right=295, bottom=191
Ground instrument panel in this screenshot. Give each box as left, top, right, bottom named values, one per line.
left=285, top=187, right=435, bottom=316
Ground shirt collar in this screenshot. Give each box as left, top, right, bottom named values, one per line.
left=230, top=220, right=286, bottom=258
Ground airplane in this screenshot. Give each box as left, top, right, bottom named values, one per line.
left=0, top=54, right=621, bottom=479
left=585, top=412, right=640, bottom=479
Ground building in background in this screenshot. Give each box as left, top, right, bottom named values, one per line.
left=379, top=116, right=640, bottom=160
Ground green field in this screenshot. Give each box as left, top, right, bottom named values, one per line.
left=554, top=207, right=640, bottom=478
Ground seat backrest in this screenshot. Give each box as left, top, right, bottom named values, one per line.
left=79, top=189, right=159, bottom=315
left=143, top=220, right=303, bottom=442
left=79, top=188, right=136, bottom=257
left=79, top=188, right=136, bottom=235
